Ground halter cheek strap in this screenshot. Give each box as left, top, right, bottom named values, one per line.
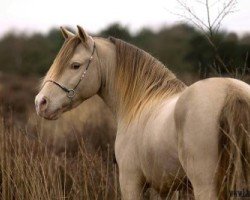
left=43, top=39, right=96, bottom=100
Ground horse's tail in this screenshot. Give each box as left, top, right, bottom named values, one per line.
left=217, top=85, right=250, bottom=199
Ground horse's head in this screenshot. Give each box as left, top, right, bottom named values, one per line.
left=35, top=26, right=101, bottom=120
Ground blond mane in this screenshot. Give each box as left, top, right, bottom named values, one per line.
left=110, top=37, right=186, bottom=122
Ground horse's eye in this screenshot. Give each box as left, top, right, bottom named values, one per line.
left=71, top=63, right=81, bottom=70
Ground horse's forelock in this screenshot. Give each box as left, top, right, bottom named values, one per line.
left=45, top=37, right=81, bottom=80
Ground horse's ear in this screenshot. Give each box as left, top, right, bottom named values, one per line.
left=77, top=25, right=90, bottom=43
left=60, top=27, right=75, bottom=39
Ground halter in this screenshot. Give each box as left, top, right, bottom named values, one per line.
left=43, top=40, right=96, bottom=100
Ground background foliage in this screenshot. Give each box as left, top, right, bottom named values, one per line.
left=1, top=23, right=250, bottom=78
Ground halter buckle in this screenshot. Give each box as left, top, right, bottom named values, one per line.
left=67, top=89, right=76, bottom=98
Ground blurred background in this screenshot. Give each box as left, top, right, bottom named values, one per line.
left=0, top=0, right=250, bottom=198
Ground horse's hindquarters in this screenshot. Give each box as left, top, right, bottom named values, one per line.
left=175, top=77, right=250, bottom=200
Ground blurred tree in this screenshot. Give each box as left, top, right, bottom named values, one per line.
left=134, top=27, right=156, bottom=52
left=0, top=33, right=25, bottom=74
left=185, top=32, right=214, bottom=77
left=99, top=23, right=132, bottom=41
left=154, top=24, right=195, bottom=72
left=241, top=34, right=250, bottom=45
left=0, top=23, right=249, bottom=77
left=186, top=31, right=250, bottom=77
left=0, top=30, right=64, bottom=75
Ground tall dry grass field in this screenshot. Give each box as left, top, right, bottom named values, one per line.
left=0, top=118, right=120, bottom=199
left=0, top=73, right=249, bottom=199
left=0, top=73, right=120, bottom=199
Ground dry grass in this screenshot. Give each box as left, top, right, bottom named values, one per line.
left=0, top=73, right=120, bottom=199
left=0, top=118, right=120, bottom=200
left=0, top=73, right=249, bottom=199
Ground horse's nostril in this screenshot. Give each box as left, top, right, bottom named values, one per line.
left=41, top=97, right=47, bottom=106
left=38, top=96, right=48, bottom=112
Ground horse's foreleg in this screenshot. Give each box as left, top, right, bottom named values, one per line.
left=119, top=169, right=146, bottom=200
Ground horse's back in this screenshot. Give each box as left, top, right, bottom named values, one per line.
left=175, top=77, right=250, bottom=133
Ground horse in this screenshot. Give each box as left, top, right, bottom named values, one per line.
left=35, top=26, right=250, bottom=200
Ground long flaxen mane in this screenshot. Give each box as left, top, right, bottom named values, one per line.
left=110, top=37, right=186, bottom=122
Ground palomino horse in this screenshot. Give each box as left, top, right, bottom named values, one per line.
left=35, top=26, right=250, bottom=200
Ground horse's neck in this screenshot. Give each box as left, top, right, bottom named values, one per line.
left=96, top=38, right=185, bottom=123
left=96, top=38, right=118, bottom=115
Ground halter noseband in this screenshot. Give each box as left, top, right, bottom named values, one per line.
left=43, top=40, right=96, bottom=100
